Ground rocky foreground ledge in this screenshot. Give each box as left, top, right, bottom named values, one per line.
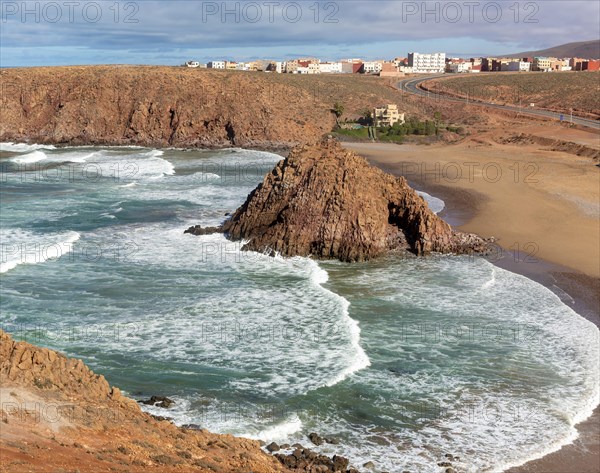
left=186, top=139, right=490, bottom=261
left=0, top=329, right=365, bottom=472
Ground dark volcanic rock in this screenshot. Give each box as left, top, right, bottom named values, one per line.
left=140, top=396, right=174, bottom=408
left=266, top=441, right=280, bottom=452
left=219, top=139, right=490, bottom=262
left=184, top=225, right=223, bottom=236
left=274, top=447, right=355, bottom=472
left=308, top=432, right=324, bottom=446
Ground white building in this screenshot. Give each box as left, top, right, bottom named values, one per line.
left=185, top=61, right=200, bottom=68
left=266, top=61, right=285, bottom=73
left=502, top=61, right=531, bottom=72
left=408, top=52, right=446, bottom=73
left=446, top=62, right=471, bottom=73
left=207, top=61, right=226, bottom=69
left=319, top=62, right=343, bottom=74
left=362, top=61, right=384, bottom=74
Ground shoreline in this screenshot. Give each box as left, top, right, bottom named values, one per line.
left=345, top=141, right=600, bottom=473
left=2, top=140, right=598, bottom=471
left=417, top=173, right=600, bottom=473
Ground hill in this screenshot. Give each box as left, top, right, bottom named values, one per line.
left=504, top=39, right=600, bottom=59
left=421, top=72, right=600, bottom=119
left=0, top=66, right=426, bottom=150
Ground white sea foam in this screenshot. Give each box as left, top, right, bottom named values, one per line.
left=0, top=142, right=56, bottom=152
left=304, top=256, right=600, bottom=473
left=87, top=222, right=370, bottom=398
left=11, top=150, right=48, bottom=164
left=417, top=190, right=445, bottom=214
left=305, top=259, right=371, bottom=387
left=242, top=417, right=304, bottom=442
left=0, top=228, right=80, bottom=273
left=10, top=149, right=101, bottom=164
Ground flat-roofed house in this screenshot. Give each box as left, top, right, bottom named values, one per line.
left=373, top=104, right=405, bottom=127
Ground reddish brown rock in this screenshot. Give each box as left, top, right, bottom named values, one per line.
left=0, top=329, right=290, bottom=473
left=0, top=66, right=333, bottom=149
left=217, top=139, right=489, bottom=262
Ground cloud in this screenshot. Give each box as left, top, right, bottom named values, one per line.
left=1, top=1, right=598, bottom=66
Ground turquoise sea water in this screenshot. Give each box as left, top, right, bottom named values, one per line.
left=0, top=143, right=598, bottom=472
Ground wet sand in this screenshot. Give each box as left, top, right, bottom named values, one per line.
left=344, top=139, right=600, bottom=473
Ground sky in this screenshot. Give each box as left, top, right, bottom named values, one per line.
left=1, top=0, right=599, bottom=66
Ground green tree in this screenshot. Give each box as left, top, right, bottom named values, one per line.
left=332, top=102, right=345, bottom=126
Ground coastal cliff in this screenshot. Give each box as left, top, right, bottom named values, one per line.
left=187, top=139, right=489, bottom=261
left=0, top=329, right=289, bottom=473
left=0, top=66, right=333, bottom=149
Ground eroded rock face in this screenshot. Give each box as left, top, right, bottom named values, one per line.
left=0, top=66, right=333, bottom=149
left=214, top=139, right=488, bottom=262
left=0, top=329, right=134, bottom=407
left=0, top=329, right=291, bottom=473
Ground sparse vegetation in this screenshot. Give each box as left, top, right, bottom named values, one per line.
left=334, top=116, right=464, bottom=143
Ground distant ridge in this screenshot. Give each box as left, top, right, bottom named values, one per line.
left=504, top=40, right=600, bottom=59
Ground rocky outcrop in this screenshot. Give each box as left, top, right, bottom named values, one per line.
left=194, top=139, right=488, bottom=262
left=0, top=329, right=290, bottom=473
left=0, top=329, right=135, bottom=408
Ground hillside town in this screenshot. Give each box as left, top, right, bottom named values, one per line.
left=185, top=52, right=600, bottom=75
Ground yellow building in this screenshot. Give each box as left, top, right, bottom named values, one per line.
left=373, top=104, right=405, bottom=127
left=533, top=57, right=554, bottom=72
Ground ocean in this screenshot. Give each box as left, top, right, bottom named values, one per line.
left=1, top=143, right=598, bottom=472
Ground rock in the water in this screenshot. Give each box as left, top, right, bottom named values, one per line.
left=184, top=225, right=223, bottom=236
left=220, top=139, right=489, bottom=262
left=308, top=432, right=324, bottom=446
left=274, top=447, right=354, bottom=473
left=332, top=454, right=349, bottom=470
left=266, top=442, right=280, bottom=452
left=140, top=396, right=175, bottom=408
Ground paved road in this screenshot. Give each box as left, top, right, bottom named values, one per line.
left=397, top=75, right=600, bottom=130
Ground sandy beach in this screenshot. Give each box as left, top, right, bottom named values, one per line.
left=344, top=125, right=600, bottom=473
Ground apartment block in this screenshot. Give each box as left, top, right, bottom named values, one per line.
left=207, top=61, right=226, bottom=69
left=362, top=61, right=384, bottom=74
left=408, top=53, right=446, bottom=73
left=532, top=57, right=554, bottom=72
left=319, top=62, right=343, bottom=74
